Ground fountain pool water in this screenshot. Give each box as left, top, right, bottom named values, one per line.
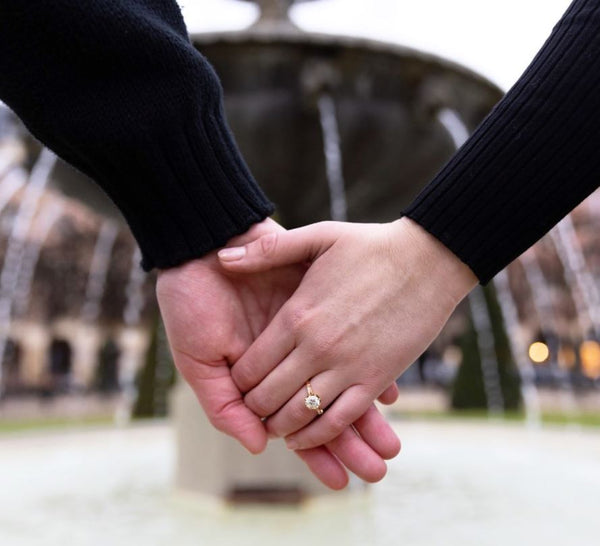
left=0, top=419, right=598, bottom=545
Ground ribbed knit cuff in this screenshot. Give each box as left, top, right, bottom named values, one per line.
left=404, top=0, right=600, bottom=284
left=0, top=0, right=275, bottom=272
left=123, top=106, right=275, bottom=271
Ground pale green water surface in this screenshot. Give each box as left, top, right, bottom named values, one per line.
left=0, top=420, right=598, bottom=545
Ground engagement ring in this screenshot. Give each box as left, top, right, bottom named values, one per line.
left=304, top=382, right=324, bottom=415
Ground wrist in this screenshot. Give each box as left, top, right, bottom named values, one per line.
left=157, top=218, right=283, bottom=277
left=389, top=217, right=478, bottom=306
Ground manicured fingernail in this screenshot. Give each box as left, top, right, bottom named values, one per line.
left=218, top=246, right=246, bottom=261
left=285, top=438, right=298, bottom=450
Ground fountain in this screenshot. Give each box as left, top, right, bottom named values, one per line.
left=191, top=0, right=501, bottom=229
left=0, top=3, right=598, bottom=538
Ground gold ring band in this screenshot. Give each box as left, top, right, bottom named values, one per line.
left=304, top=381, right=324, bottom=415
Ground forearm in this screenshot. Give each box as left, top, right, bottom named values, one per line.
left=404, top=0, right=600, bottom=283
left=0, top=0, right=273, bottom=270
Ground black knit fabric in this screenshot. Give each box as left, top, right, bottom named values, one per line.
left=1, top=1, right=599, bottom=279
left=0, top=0, right=274, bottom=271
left=404, top=0, right=600, bottom=283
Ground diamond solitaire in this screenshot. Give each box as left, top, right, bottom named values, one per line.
left=304, top=382, right=324, bottom=415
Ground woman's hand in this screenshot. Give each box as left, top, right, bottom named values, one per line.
left=219, top=217, right=477, bottom=450
left=157, top=218, right=401, bottom=489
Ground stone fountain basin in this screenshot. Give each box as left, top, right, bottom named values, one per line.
left=47, top=32, right=502, bottom=227
left=193, top=32, right=502, bottom=228
left=1, top=419, right=598, bottom=545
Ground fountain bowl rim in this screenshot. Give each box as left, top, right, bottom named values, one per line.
left=191, top=29, right=505, bottom=96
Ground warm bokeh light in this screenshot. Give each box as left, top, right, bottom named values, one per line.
left=528, top=341, right=550, bottom=364
left=558, top=345, right=577, bottom=370
left=580, top=340, right=600, bottom=379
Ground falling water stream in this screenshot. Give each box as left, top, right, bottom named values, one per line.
left=317, top=93, right=348, bottom=222
left=12, top=201, right=64, bottom=318
left=0, top=166, right=26, bottom=213
left=493, top=270, right=542, bottom=426
left=118, top=246, right=149, bottom=422
left=80, top=220, right=119, bottom=323
left=467, top=287, right=505, bottom=414
left=0, top=148, right=57, bottom=392
left=436, top=108, right=469, bottom=149
left=550, top=216, right=600, bottom=339
left=123, top=246, right=146, bottom=328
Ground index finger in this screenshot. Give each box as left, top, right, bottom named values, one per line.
left=230, top=309, right=295, bottom=393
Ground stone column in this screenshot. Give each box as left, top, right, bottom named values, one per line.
left=116, top=326, right=150, bottom=386
left=65, top=321, right=103, bottom=388
left=13, top=321, right=50, bottom=386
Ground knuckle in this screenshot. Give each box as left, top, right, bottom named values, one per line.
left=315, top=220, right=332, bottom=231
left=359, top=361, right=391, bottom=389
left=246, top=391, right=274, bottom=418
left=209, top=414, right=228, bottom=433
left=305, top=326, right=345, bottom=362
left=270, top=409, right=303, bottom=437
left=325, top=412, right=351, bottom=439
left=208, top=400, right=238, bottom=433
left=311, top=333, right=339, bottom=360
left=283, top=303, right=313, bottom=334
left=231, top=362, right=253, bottom=392
left=288, top=403, right=311, bottom=427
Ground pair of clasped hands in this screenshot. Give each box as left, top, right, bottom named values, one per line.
left=157, top=217, right=477, bottom=489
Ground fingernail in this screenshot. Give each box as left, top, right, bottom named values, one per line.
left=218, top=246, right=246, bottom=261
left=285, top=438, right=298, bottom=450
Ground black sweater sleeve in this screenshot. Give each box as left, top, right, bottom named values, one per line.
left=404, top=0, right=600, bottom=284
left=1, top=2, right=598, bottom=280
left=0, top=0, right=274, bottom=271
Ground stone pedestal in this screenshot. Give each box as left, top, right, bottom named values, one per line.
left=171, top=381, right=340, bottom=501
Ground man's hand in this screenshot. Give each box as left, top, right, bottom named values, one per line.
left=218, top=217, right=478, bottom=450
left=156, top=219, right=401, bottom=489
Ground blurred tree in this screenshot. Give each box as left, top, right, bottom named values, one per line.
left=451, top=284, right=521, bottom=410
left=133, top=317, right=176, bottom=418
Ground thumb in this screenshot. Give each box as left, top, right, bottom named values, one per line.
left=218, top=222, right=339, bottom=272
